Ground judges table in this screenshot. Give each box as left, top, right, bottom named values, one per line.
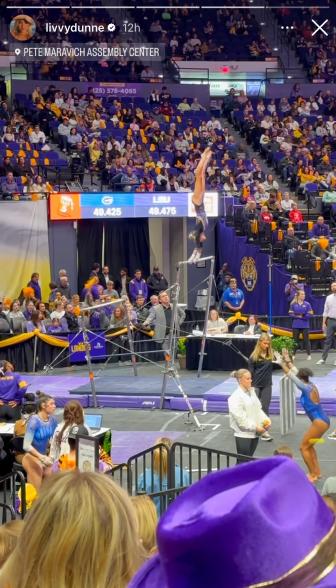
left=186, top=333, right=259, bottom=371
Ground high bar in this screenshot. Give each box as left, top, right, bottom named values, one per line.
left=178, top=256, right=215, bottom=266
left=78, top=297, right=126, bottom=313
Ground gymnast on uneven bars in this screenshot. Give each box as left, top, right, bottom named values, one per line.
left=188, top=146, right=212, bottom=264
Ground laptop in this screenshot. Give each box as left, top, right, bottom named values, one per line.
left=84, top=414, right=103, bottom=431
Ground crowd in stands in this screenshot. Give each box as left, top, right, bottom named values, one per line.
left=275, top=2, right=336, bottom=82
left=1, top=83, right=248, bottom=195
left=0, top=265, right=169, bottom=335
left=135, top=2, right=273, bottom=60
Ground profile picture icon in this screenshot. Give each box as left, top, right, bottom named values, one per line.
left=10, top=15, right=36, bottom=42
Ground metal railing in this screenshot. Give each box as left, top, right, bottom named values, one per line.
left=0, top=470, right=26, bottom=520
left=106, top=441, right=253, bottom=515
left=0, top=502, right=16, bottom=524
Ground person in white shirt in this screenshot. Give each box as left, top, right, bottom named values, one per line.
left=29, top=125, right=46, bottom=145
left=58, top=119, right=71, bottom=152
left=50, top=301, right=65, bottom=321
left=317, top=282, right=336, bottom=364
left=206, top=308, right=228, bottom=335
left=281, top=191, right=295, bottom=212
left=228, top=369, right=271, bottom=463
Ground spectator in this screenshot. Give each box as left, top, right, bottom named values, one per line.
left=131, top=495, right=158, bottom=555
left=289, top=290, right=313, bottom=360
left=116, top=267, right=131, bottom=296
left=27, top=272, right=41, bottom=302
left=283, top=226, right=302, bottom=270
left=243, top=315, right=262, bottom=335
left=281, top=192, right=295, bottom=213
left=26, top=310, right=47, bottom=333
left=137, top=437, right=189, bottom=516
left=311, top=215, right=330, bottom=238
left=206, top=308, right=228, bottom=335
left=47, top=317, right=65, bottom=334
left=30, top=175, right=50, bottom=199
left=0, top=360, right=28, bottom=422
left=133, top=295, right=149, bottom=323
left=220, top=278, right=245, bottom=313
left=22, top=393, right=57, bottom=490
left=103, top=281, right=119, bottom=299
left=285, top=274, right=305, bottom=304
left=50, top=301, right=65, bottom=321
left=0, top=471, right=145, bottom=588
left=143, top=290, right=185, bottom=352
left=0, top=156, right=15, bottom=177
left=177, top=98, right=191, bottom=113
left=8, top=301, right=25, bottom=333
left=23, top=300, right=36, bottom=321
left=248, top=334, right=274, bottom=440
left=1, top=172, right=19, bottom=200
left=288, top=202, right=304, bottom=224
left=51, top=424, right=110, bottom=473
left=49, top=400, right=84, bottom=461
left=150, top=294, right=159, bottom=306
left=147, top=266, right=168, bottom=296
left=63, top=303, right=79, bottom=332
left=57, top=118, right=71, bottom=152
left=99, top=265, right=111, bottom=289
left=129, top=269, right=148, bottom=303
left=29, top=124, right=46, bottom=146
left=58, top=275, right=72, bottom=300
left=36, top=302, right=50, bottom=320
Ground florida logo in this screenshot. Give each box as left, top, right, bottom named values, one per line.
left=241, top=256, right=257, bottom=292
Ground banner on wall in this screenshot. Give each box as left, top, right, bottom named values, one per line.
left=216, top=223, right=325, bottom=316
left=68, top=331, right=106, bottom=363
left=0, top=201, right=51, bottom=301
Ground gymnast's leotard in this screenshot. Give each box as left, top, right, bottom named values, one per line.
left=192, top=202, right=208, bottom=248
left=194, top=202, right=208, bottom=230
left=288, top=372, right=330, bottom=425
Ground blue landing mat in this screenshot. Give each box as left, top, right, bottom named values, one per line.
left=70, top=375, right=225, bottom=397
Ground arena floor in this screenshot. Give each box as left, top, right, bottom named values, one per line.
left=33, top=351, right=336, bottom=487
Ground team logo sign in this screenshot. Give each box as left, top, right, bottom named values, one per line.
left=241, top=256, right=257, bottom=292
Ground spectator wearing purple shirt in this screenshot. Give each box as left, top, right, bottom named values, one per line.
left=27, top=272, right=42, bottom=301
left=1, top=172, right=19, bottom=199
left=129, top=269, right=148, bottom=302
left=289, top=290, right=313, bottom=360
left=311, top=216, right=330, bottom=238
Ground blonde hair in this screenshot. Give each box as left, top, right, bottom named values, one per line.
left=131, top=495, right=158, bottom=555
left=0, top=520, right=24, bottom=569
left=0, top=472, right=145, bottom=588
left=153, top=437, right=173, bottom=478
left=250, top=333, right=273, bottom=362
left=231, top=369, right=251, bottom=382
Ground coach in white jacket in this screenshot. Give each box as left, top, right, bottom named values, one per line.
left=228, top=369, right=271, bottom=463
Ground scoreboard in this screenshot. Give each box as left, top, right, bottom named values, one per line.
left=49, top=191, right=219, bottom=220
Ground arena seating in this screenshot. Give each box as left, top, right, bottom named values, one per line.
left=274, top=3, right=336, bottom=81
left=134, top=3, right=273, bottom=60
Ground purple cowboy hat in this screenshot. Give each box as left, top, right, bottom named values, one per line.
left=129, top=457, right=336, bottom=588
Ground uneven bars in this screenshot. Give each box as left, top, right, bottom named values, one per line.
left=178, top=256, right=215, bottom=266
left=78, top=297, right=126, bottom=313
